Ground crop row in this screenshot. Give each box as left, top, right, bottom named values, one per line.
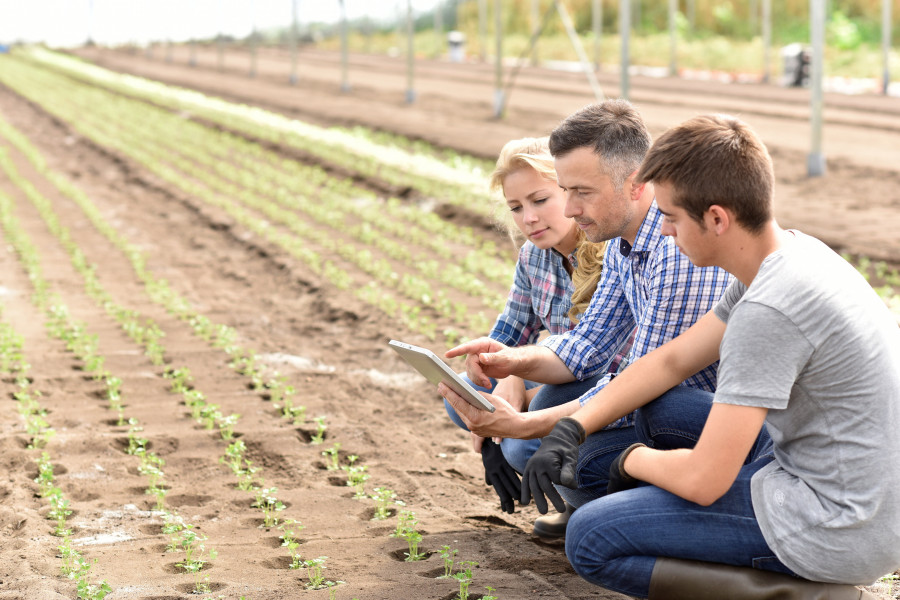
left=26, top=47, right=496, bottom=218
left=0, top=52, right=512, bottom=343
left=0, top=108, right=502, bottom=599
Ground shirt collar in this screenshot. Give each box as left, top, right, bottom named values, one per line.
left=619, top=199, right=662, bottom=257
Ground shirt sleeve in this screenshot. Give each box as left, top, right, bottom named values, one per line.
left=715, top=301, right=814, bottom=410
left=541, top=244, right=634, bottom=379
left=488, top=246, right=544, bottom=347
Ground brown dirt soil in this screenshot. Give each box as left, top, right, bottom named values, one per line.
left=0, top=45, right=895, bottom=600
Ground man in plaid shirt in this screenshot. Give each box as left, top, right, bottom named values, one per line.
left=443, top=100, right=754, bottom=538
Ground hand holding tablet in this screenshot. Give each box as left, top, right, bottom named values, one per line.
left=388, top=340, right=496, bottom=412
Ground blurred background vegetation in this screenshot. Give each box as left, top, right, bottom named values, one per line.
left=297, top=0, right=899, bottom=80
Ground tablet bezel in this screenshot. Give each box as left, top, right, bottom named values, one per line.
left=389, top=340, right=496, bottom=412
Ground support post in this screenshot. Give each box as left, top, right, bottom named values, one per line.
left=620, top=0, right=630, bottom=100
left=668, top=0, right=677, bottom=76
left=762, top=0, right=771, bottom=83
left=808, top=0, right=826, bottom=177
left=883, top=0, right=893, bottom=95
left=494, top=0, right=505, bottom=117
left=592, top=0, right=602, bottom=71
left=406, top=0, right=416, bottom=103
left=555, top=0, right=604, bottom=101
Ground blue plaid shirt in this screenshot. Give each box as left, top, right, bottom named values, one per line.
left=489, top=241, right=574, bottom=347
left=542, top=201, right=733, bottom=421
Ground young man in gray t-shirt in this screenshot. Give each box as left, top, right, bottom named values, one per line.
left=518, top=114, right=900, bottom=599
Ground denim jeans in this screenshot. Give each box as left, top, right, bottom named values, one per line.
left=565, top=435, right=787, bottom=598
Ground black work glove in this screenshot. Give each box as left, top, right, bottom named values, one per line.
left=607, top=443, right=646, bottom=495
left=481, top=438, right=521, bottom=514
left=520, top=417, right=586, bottom=515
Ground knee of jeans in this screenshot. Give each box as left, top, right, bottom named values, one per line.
left=565, top=507, right=618, bottom=583
left=501, top=438, right=536, bottom=474
left=443, top=398, right=469, bottom=431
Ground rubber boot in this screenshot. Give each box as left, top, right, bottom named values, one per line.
left=647, top=558, right=878, bottom=600
left=532, top=502, right=575, bottom=539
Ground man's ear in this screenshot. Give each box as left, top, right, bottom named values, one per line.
left=706, top=205, right=731, bottom=235
left=626, top=170, right=646, bottom=201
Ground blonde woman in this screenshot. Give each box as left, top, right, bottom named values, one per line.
left=442, top=137, right=616, bottom=515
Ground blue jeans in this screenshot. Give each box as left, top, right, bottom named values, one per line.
left=565, top=436, right=786, bottom=598
left=443, top=374, right=544, bottom=467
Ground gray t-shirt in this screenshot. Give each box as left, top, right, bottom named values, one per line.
left=713, top=231, right=900, bottom=584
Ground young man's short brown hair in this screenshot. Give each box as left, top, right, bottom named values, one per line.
left=636, top=114, right=774, bottom=232
left=548, top=99, right=652, bottom=189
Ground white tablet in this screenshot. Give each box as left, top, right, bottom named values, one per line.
left=389, top=340, right=495, bottom=412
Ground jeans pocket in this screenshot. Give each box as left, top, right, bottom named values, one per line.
left=751, top=555, right=796, bottom=577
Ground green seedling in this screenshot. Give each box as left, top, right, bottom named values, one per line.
left=452, top=560, right=479, bottom=600
left=76, top=578, right=112, bottom=600
left=125, top=419, right=147, bottom=455
left=58, top=537, right=81, bottom=577
left=163, top=366, right=193, bottom=393
left=34, top=452, right=55, bottom=496
left=482, top=586, right=500, bottom=600
left=344, top=463, right=370, bottom=499
left=279, top=518, right=305, bottom=569
left=370, top=487, right=403, bottom=521
left=259, top=490, right=285, bottom=529
left=237, top=460, right=259, bottom=491
left=438, top=545, right=458, bottom=579
left=198, top=404, right=221, bottom=430
left=162, top=513, right=186, bottom=552
left=138, top=453, right=165, bottom=488
left=177, top=527, right=217, bottom=594
left=391, top=510, right=426, bottom=561
left=321, top=443, right=341, bottom=470
left=48, top=493, right=72, bottom=537
left=324, top=579, right=346, bottom=600
left=147, top=485, right=167, bottom=511
left=183, top=389, right=207, bottom=419
left=216, top=412, right=240, bottom=439
left=310, top=416, right=327, bottom=445
left=302, top=556, right=329, bottom=590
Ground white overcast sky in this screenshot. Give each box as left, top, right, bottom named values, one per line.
left=0, top=1, right=444, bottom=47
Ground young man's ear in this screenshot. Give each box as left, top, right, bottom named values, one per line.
left=705, top=205, right=731, bottom=235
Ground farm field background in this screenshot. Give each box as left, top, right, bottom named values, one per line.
left=0, top=45, right=898, bottom=600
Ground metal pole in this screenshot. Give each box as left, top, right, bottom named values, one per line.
left=762, top=0, right=771, bottom=83
left=494, top=0, right=505, bottom=117
left=290, top=0, right=298, bottom=85
left=531, top=0, right=540, bottom=66
left=250, top=0, right=257, bottom=77
left=406, top=0, right=416, bottom=103
left=883, top=0, right=893, bottom=95
left=592, top=0, right=602, bottom=71
left=340, top=0, right=350, bottom=91
left=478, top=0, right=487, bottom=61
left=555, top=0, right=604, bottom=100
left=434, top=0, right=444, bottom=58
left=620, top=0, right=630, bottom=100
left=687, top=0, right=695, bottom=31
left=808, top=0, right=825, bottom=177
left=668, top=0, right=677, bottom=76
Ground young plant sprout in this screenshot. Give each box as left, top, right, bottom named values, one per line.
left=163, top=366, right=193, bottom=393
left=344, top=463, right=370, bottom=499
left=138, top=452, right=165, bottom=488
left=259, top=489, right=285, bottom=529
left=370, top=487, right=403, bottom=521
left=47, top=490, right=72, bottom=537
left=216, top=412, right=240, bottom=440
left=438, top=545, right=458, bottom=579
left=125, top=418, right=147, bottom=455
left=58, top=537, right=79, bottom=577
left=183, top=389, right=207, bottom=419
left=324, top=579, right=346, bottom=600
left=162, top=513, right=186, bottom=552
left=199, top=404, right=220, bottom=430
left=76, top=578, right=112, bottom=600
left=321, top=442, right=341, bottom=470
left=147, top=485, right=167, bottom=511
left=176, top=527, right=217, bottom=594
left=310, top=415, right=327, bottom=445
left=34, top=452, right=55, bottom=497
left=391, top=510, right=426, bottom=561
left=279, top=518, right=305, bottom=570
left=302, top=556, right=329, bottom=590
left=452, top=560, right=479, bottom=600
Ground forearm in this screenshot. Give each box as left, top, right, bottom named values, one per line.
left=519, top=399, right=583, bottom=438
left=513, top=345, right=577, bottom=384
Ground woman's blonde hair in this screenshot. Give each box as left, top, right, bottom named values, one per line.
left=490, top=136, right=607, bottom=324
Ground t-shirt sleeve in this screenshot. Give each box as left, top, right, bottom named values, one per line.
left=713, top=278, right=747, bottom=323
left=714, top=301, right=814, bottom=410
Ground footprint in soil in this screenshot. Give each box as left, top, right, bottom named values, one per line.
left=175, top=582, right=226, bottom=594
left=388, top=547, right=434, bottom=562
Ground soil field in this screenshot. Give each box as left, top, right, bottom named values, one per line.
left=0, top=45, right=895, bottom=600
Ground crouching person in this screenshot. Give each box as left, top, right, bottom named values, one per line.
left=521, top=114, right=900, bottom=598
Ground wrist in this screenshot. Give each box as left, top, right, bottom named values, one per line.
left=618, top=443, right=647, bottom=479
